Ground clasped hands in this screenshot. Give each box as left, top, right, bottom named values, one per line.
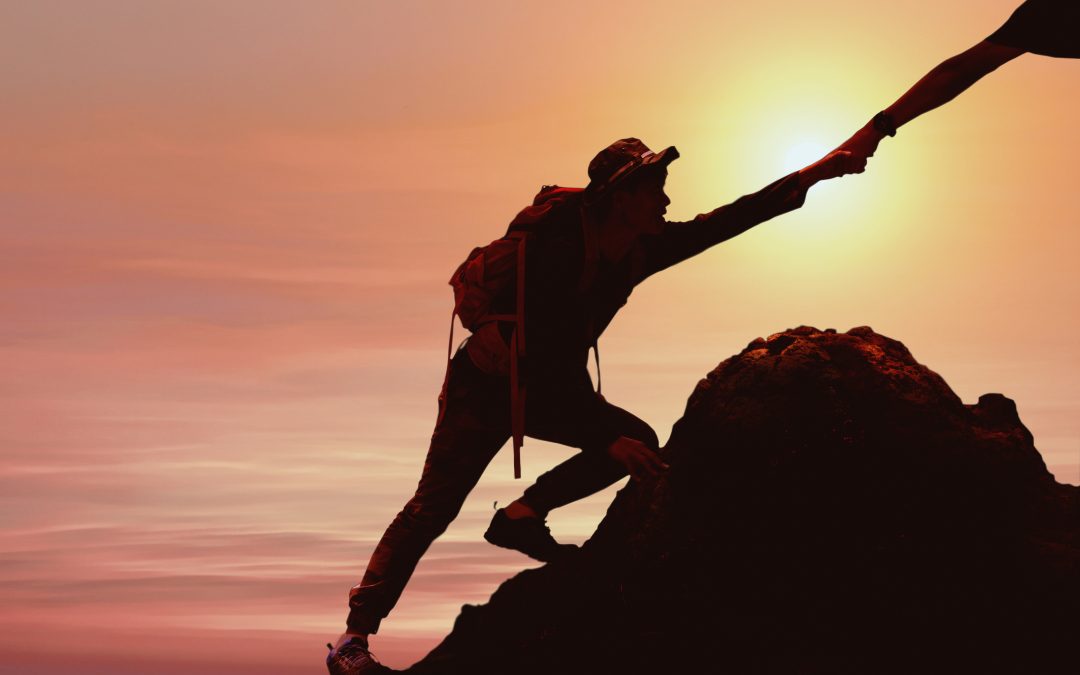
left=797, top=119, right=887, bottom=190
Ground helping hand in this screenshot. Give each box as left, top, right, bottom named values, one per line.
left=606, top=436, right=669, bottom=481
left=836, top=123, right=884, bottom=162
left=817, top=149, right=868, bottom=179
left=798, top=149, right=867, bottom=190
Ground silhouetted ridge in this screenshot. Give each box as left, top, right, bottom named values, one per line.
left=403, top=326, right=1079, bottom=675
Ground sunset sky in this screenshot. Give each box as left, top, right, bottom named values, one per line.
left=1, top=1, right=1077, bottom=672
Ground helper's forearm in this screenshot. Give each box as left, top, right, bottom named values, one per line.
left=885, top=54, right=987, bottom=127
left=883, top=41, right=1025, bottom=130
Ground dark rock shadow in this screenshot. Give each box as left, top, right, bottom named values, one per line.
left=402, top=327, right=1080, bottom=675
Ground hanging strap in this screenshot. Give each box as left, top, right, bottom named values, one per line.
left=592, top=339, right=603, bottom=401
left=512, top=231, right=527, bottom=357
left=509, top=232, right=528, bottom=478
left=437, top=308, right=457, bottom=428
left=509, top=329, right=525, bottom=478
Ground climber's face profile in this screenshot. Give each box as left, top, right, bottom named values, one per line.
left=612, top=167, right=670, bottom=237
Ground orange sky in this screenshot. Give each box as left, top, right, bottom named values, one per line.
left=1, top=1, right=1077, bottom=672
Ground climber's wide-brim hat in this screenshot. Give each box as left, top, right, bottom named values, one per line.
left=584, top=137, right=679, bottom=201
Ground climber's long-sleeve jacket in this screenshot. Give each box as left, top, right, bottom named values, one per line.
left=471, top=172, right=809, bottom=454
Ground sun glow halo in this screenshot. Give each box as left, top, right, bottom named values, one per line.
left=781, top=139, right=830, bottom=176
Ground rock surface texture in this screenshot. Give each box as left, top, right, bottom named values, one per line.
left=405, top=327, right=1079, bottom=675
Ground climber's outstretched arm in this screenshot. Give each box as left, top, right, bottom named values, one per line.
left=638, top=150, right=865, bottom=281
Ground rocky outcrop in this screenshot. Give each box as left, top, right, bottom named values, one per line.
left=406, top=327, right=1080, bottom=675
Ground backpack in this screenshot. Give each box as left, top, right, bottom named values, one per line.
left=443, top=185, right=587, bottom=479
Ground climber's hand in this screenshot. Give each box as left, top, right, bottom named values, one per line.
left=606, top=436, right=669, bottom=481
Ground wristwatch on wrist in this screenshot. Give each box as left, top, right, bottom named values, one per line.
left=872, top=111, right=897, bottom=137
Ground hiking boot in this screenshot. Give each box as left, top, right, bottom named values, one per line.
left=326, top=634, right=386, bottom=674
left=483, top=508, right=579, bottom=562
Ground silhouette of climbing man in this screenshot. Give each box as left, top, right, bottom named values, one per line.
left=327, top=138, right=866, bottom=674
left=839, top=0, right=1079, bottom=160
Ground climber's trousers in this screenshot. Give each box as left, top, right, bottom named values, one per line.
left=345, top=349, right=658, bottom=634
